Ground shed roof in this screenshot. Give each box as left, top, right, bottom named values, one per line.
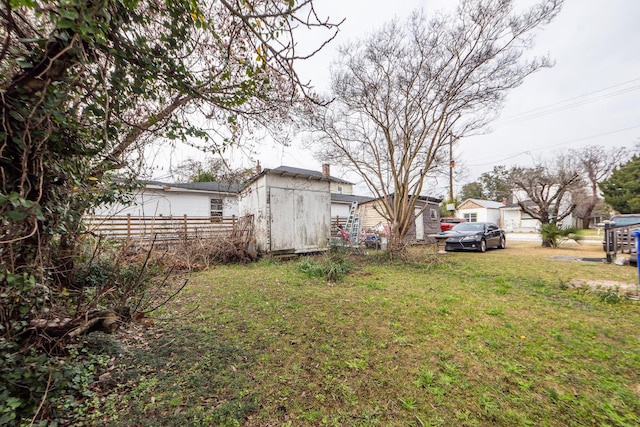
left=244, top=165, right=352, bottom=186
left=360, top=194, right=442, bottom=205
left=330, top=193, right=374, bottom=204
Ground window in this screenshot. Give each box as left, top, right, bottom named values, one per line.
left=336, top=185, right=343, bottom=194
left=210, top=198, right=223, bottom=222
left=430, top=208, right=438, bottom=220
left=463, top=212, right=477, bottom=222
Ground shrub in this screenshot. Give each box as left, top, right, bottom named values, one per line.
left=0, top=339, right=113, bottom=426
left=297, top=251, right=352, bottom=283
left=540, top=223, right=581, bottom=248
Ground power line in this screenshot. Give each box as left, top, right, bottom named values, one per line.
left=467, top=124, right=640, bottom=167
left=496, top=77, right=640, bottom=125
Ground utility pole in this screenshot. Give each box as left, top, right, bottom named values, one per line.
left=448, top=134, right=455, bottom=204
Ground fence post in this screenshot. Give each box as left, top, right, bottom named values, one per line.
left=603, top=220, right=613, bottom=263
left=634, top=230, right=640, bottom=298
left=126, top=214, right=131, bottom=244
left=183, top=214, right=188, bottom=241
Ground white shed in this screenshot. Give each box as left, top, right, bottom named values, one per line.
left=457, top=199, right=504, bottom=224
left=239, top=168, right=331, bottom=254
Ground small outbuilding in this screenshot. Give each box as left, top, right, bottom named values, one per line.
left=457, top=199, right=504, bottom=224
left=358, top=195, right=442, bottom=243
left=239, top=166, right=332, bottom=255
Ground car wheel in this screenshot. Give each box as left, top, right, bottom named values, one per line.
left=479, top=239, right=487, bottom=253
left=498, top=235, right=506, bottom=249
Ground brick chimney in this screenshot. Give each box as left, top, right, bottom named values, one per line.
left=321, top=163, right=330, bottom=178
left=255, top=161, right=262, bottom=174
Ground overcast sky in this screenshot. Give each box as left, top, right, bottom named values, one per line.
left=153, top=0, right=640, bottom=196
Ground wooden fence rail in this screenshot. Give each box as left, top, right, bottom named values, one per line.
left=86, top=214, right=349, bottom=247
left=84, top=214, right=247, bottom=245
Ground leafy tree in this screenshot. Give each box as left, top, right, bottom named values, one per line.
left=570, top=145, right=628, bottom=228
left=599, top=155, right=640, bottom=214
left=174, top=158, right=254, bottom=184
left=1, top=0, right=336, bottom=422
left=479, top=165, right=513, bottom=202
left=311, top=0, right=563, bottom=253
left=509, top=156, right=583, bottom=247
left=459, top=182, right=484, bottom=201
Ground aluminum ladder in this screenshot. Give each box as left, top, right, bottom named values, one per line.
left=344, top=201, right=361, bottom=245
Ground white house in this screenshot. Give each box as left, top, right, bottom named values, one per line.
left=457, top=199, right=504, bottom=224
left=239, top=167, right=332, bottom=255
left=93, top=180, right=241, bottom=218
left=330, top=193, right=374, bottom=218
left=500, top=200, right=540, bottom=232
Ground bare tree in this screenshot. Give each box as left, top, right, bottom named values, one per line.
left=569, top=145, right=628, bottom=228
left=510, top=156, right=583, bottom=247
left=310, top=0, right=563, bottom=252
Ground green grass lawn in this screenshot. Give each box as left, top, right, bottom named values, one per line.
left=97, top=242, right=640, bottom=427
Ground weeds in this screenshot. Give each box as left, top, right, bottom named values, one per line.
left=297, top=250, right=352, bottom=282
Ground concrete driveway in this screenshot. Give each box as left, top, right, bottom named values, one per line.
left=506, top=233, right=602, bottom=245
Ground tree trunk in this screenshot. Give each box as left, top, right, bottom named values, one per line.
left=30, top=308, right=130, bottom=340
left=387, top=232, right=407, bottom=259
left=541, top=237, right=554, bottom=248
left=580, top=195, right=598, bottom=229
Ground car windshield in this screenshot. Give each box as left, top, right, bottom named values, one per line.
left=451, top=223, right=484, bottom=232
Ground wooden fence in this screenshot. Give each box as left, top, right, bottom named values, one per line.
left=86, top=214, right=352, bottom=248
left=85, top=214, right=253, bottom=246
left=330, top=216, right=348, bottom=236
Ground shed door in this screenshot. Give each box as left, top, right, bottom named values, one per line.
left=415, top=209, right=424, bottom=241
left=269, top=188, right=295, bottom=252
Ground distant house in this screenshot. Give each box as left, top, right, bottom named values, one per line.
left=500, top=191, right=574, bottom=232
left=457, top=199, right=505, bottom=224
left=500, top=200, right=540, bottom=232
left=93, top=180, right=241, bottom=218
left=239, top=166, right=332, bottom=255
left=358, top=195, right=442, bottom=243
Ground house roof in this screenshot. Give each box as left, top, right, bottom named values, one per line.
left=460, top=198, right=505, bottom=209
left=360, top=194, right=442, bottom=205
left=330, top=193, right=374, bottom=204
left=144, top=180, right=242, bottom=194
left=501, top=199, right=536, bottom=209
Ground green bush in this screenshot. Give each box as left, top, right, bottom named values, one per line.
left=297, top=252, right=352, bottom=282
left=0, top=339, right=112, bottom=426
left=540, top=223, right=581, bottom=248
